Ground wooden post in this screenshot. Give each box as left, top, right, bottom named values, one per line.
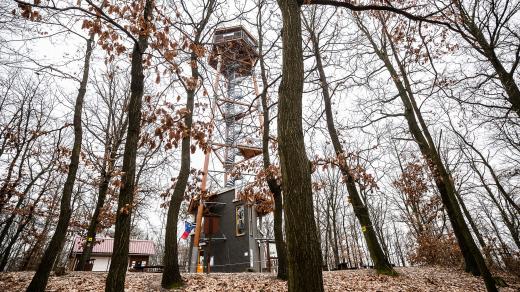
left=190, top=201, right=204, bottom=273
left=190, top=126, right=211, bottom=273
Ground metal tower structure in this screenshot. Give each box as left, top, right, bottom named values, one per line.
left=207, top=26, right=262, bottom=187
left=188, top=26, right=265, bottom=273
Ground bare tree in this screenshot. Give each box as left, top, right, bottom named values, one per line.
left=27, top=32, right=93, bottom=292
left=162, top=0, right=217, bottom=288
left=303, top=6, right=396, bottom=275
left=354, top=12, right=497, bottom=291
left=75, top=65, right=129, bottom=271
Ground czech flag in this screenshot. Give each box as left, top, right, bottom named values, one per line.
left=181, top=221, right=195, bottom=239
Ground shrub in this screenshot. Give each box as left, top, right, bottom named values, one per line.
left=408, top=233, right=464, bottom=267
left=502, top=251, right=520, bottom=277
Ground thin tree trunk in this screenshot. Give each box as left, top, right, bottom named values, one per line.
left=0, top=211, right=33, bottom=271
left=75, top=149, right=115, bottom=271
left=473, top=164, right=520, bottom=250
left=306, top=18, right=395, bottom=275
left=0, top=164, right=49, bottom=249
left=0, top=179, right=48, bottom=271
left=20, top=195, right=54, bottom=271
left=276, top=0, right=324, bottom=291
left=0, top=104, right=35, bottom=214
left=161, top=2, right=215, bottom=286
left=341, top=210, right=353, bottom=268
left=356, top=19, right=497, bottom=292
left=161, top=56, right=197, bottom=289
left=455, top=191, right=487, bottom=251
left=393, top=223, right=406, bottom=267
left=324, top=203, right=331, bottom=269
left=330, top=198, right=340, bottom=269
left=105, top=2, right=152, bottom=290
left=26, top=34, right=93, bottom=292
left=482, top=202, right=510, bottom=257
left=76, top=97, right=127, bottom=271
left=257, top=1, right=288, bottom=278
left=459, top=134, right=520, bottom=215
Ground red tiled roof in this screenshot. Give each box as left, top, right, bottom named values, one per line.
left=72, top=237, right=155, bottom=255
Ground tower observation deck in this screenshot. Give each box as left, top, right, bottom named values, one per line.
left=208, top=26, right=259, bottom=78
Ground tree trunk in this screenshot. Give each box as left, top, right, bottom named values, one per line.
left=75, top=155, right=114, bottom=271
left=105, top=2, right=152, bottom=291
left=341, top=210, right=353, bottom=267
left=271, top=185, right=288, bottom=278
left=0, top=181, right=47, bottom=271
left=0, top=212, right=32, bottom=271
left=324, top=203, right=330, bottom=269
left=20, top=195, right=54, bottom=271
left=257, top=2, right=288, bottom=278
left=459, top=135, right=520, bottom=215
left=330, top=199, right=340, bottom=269
left=0, top=106, right=35, bottom=214
left=473, top=164, right=520, bottom=250
left=455, top=191, right=487, bottom=251
left=76, top=101, right=126, bottom=271
left=26, top=34, right=93, bottom=292
left=307, top=20, right=395, bottom=275
left=393, top=223, right=406, bottom=267
left=356, top=20, right=497, bottom=292
left=161, top=52, right=197, bottom=288
left=276, top=0, right=324, bottom=291
left=161, top=2, right=215, bottom=285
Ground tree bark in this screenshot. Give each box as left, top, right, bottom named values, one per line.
left=75, top=143, right=118, bottom=271
left=105, top=2, right=152, bottom=291
left=161, top=55, right=196, bottom=289
left=276, top=1, right=324, bottom=291
left=26, top=34, right=93, bottom=292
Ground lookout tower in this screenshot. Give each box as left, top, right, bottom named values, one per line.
left=206, top=26, right=262, bottom=186
left=187, top=26, right=276, bottom=274
left=208, top=26, right=259, bottom=78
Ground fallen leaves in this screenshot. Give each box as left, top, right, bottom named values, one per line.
left=0, top=266, right=518, bottom=291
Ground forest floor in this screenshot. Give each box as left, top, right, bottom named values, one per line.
left=0, top=266, right=519, bottom=291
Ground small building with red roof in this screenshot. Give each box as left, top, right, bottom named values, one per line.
left=69, top=237, right=156, bottom=272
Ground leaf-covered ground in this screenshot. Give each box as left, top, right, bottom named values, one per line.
left=1, top=267, right=518, bottom=291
